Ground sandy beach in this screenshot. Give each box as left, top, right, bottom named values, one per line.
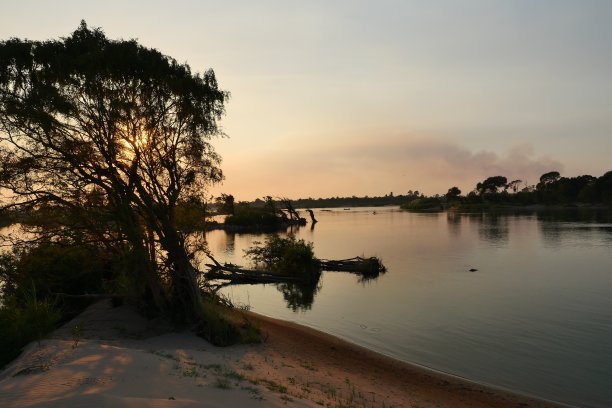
left=0, top=300, right=566, bottom=408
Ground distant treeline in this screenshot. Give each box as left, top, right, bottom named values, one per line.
left=228, top=171, right=612, bottom=212
left=243, top=192, right=423, bottom=209
left=403, top=170, right=612, bottom=211
left=454, top=171, right=611, bottom=206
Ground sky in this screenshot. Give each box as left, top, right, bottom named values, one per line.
left=1, top=1, right=611, bottom=200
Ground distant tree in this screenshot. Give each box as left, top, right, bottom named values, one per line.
left=537, top=171, right=561, bottom=189
left=0, top=22, right=227, bottom=321
left=476, top=176, right=508, bottom=194
left=505, top=179, right=522, bottom=193
left=215, top=194, right=235, bottom=215
left=596, top=171, right=612, bottom=203
left=446, top=186, right=461, bottom=200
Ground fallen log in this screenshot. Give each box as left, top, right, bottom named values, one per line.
left=203, top=254, right=386, bottom=288
left=204, top=263, right=301, bottom=284
left=320, top=256, right=386, bottom=276
left=203, top=254, right=304, bottom=285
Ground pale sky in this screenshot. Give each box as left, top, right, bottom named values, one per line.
left=1, top=1, right=611, bottom=200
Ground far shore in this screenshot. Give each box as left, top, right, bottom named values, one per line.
left=0, top=300, right=568, bottom=408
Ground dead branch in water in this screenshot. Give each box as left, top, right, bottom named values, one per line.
left=320, top=256, right=387, bottom=276
left=203, top=254, right=385, bottom=289
left=204, top=253, right=302, bottom=286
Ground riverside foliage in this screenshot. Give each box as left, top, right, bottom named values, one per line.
left=399, top=171, right=612, bottom=211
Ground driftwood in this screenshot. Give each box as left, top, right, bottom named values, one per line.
left=320, top=256, right=386, bottom=276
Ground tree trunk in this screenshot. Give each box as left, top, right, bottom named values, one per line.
left=161, top=219, right=202, bottom=323
left=118, top=204, right=168, bottom=314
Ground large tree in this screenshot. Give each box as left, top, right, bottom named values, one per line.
left=0, top=22, right=227, bottom=321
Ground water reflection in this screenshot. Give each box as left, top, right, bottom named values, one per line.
left=204, top=222, right=386, bottom=310
left=477, top=214, right=510, bottom=245
left=446, top=212, right=462, bottom=237
left=277, top=280, right=322, bottom=311
left=536, top=209, right=612, bottom=247
left=210, top=207, right=612, bottom=408
left=537, top=208, right=612, bottom=223
left=224, top=232, right=236, bottom=254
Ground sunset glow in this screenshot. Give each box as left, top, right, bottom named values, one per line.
left=1, top=1, right=611, bottom=200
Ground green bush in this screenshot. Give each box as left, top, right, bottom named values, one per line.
left=0, top=241, right=115, bottom=363
left=194, top=296, right=261, bottom=346
left=0, top=242, right=108, bottom=301
left=245, top=234, right=319, bottom=276
left=0, top=293, right=61, bottom=367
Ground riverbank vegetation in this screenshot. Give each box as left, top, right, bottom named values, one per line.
left=399, top=170, right=612, bottom=212
left=0, top=240, right=107, bottom=367
left=230, top=170, right=611, bottom=214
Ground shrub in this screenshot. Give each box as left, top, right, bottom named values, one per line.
left=0, top=241, right=108, bottom=302
left=0, top=293, right=61, bottom=367
left=194, top=296, right=261, bottom=346
left=244, top=234, right=319, bottom=276
left=0, top=240, right=111, bottom=367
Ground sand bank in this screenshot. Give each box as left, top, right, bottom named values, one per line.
left=0, top=301, right=566, bottom=407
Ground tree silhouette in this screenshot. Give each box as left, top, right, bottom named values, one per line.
left=215, top=194, right=235, bottom=215
left=476, top=176, right=507, bottom=194
left=505, top=179, right=522, bottom=193
left=0, top=22, right=227, bottom=321
left=537, top=171, right=561, bottom=189
left=445, top=186, right=461, bottom=200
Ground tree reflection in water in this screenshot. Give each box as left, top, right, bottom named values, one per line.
left=276, top=280, right=322, bottom=311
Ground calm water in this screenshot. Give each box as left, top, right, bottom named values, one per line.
left=206, top=207, right=612, bottom=408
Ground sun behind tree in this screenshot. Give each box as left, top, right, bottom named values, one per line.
left=0, top=21, right=227, bottom=322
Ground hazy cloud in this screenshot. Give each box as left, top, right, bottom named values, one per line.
left=214, top=137, right=565, bottom=200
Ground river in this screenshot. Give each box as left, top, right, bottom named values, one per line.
left=206, top=207, right=612, bottom=408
